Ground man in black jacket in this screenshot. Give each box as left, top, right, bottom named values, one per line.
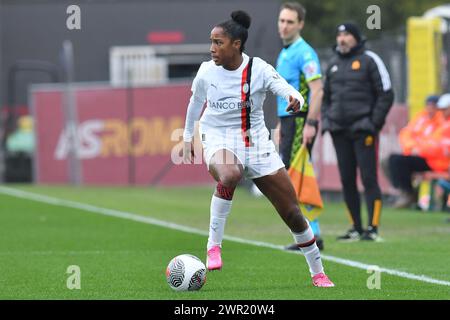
left=322, top=23, right=394, bottom=241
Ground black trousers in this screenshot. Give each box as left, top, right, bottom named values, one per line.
left=388, top=154, right=431, bottom=193
left=331, top=131, right=382, bottom=231
left=280, top=116, right=314, bottom=169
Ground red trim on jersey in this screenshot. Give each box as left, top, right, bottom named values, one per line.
left=241, top=64, right=250, bottom=147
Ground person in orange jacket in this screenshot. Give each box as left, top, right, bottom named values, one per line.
left=398, top=95, right=443, bottom=156
left=388, top=94, right=449, bottom=208
left=417, top=97, right=450, bottom=172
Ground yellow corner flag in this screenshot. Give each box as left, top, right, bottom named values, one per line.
left=287, top=145, right=324, bottom=221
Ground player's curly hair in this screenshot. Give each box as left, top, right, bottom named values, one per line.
left=216, top=10, right=251, bottom=53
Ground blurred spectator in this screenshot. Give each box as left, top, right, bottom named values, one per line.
left=437, top=178, right=450, bottom=213
left=4, top=115, right=35, bottom=182
left=398, top=95, right=442, bottom=157
left=6, top=115, right=35, bottom=154
left=381, top=95, right=441, bottom=182
left=388, top=94, right=450, bottom=208
left=321, top=23, right=394, bottom=241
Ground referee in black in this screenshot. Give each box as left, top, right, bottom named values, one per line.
left=322, top=23, right=394, bottom=241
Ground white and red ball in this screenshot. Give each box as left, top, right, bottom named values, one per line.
left=166, top=254, right=207, bottom=291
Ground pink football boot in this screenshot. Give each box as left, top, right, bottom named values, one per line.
left=206, top=246, right=222, bottom=271
left=312, top=273, right=335, bottom=287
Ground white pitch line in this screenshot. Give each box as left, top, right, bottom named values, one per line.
left=1, top=186, right=450, bottom=287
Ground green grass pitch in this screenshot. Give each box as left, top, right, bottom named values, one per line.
left=0, top=185, right=449, bottom=299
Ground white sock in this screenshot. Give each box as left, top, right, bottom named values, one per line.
left=207, top=195, right=232, bottom=250
left=291, top=225, right=324, bottom=276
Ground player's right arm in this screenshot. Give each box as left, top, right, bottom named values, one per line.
left=183, top=62, right=208, bottom=163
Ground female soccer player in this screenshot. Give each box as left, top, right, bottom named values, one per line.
left=182, top=10, right=334, bottom=287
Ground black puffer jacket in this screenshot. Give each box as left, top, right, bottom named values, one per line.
left=321, top=42, right=394, bottom=134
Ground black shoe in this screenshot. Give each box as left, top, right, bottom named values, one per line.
left=336, top=228, right=362, bottom=242
left=284, top=243, right=300, bottom=251
left=361, top=226, right=379, bottom=241
left=284, top=236, right=324, bottom=251
left=316, top=236, right=324, bottom=251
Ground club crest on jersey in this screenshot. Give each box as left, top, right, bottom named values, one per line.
left=352, top=60, right=361, bottom=70
left=330, top=65, right=338, bottom=73
left=242, top=83, right=250, bottom=94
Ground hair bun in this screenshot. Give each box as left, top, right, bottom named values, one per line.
left=231, top=10, right=251, bottom=29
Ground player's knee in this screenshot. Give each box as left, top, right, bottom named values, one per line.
left=218, top=169, right=242, bottom=188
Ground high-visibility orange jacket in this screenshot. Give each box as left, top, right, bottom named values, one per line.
left=399, top=110, right=444, bottom=155
left=417, top=116, right=450, bottom=172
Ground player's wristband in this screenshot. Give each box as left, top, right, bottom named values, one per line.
left=306, top=118, right=319, bottom=129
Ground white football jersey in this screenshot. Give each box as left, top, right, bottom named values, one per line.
left=183, top=53, right=305, bottom=146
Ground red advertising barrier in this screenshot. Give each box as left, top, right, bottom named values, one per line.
left=32, top=83, right=213, bottom=186
left=32, top=82, right=407, bottom=193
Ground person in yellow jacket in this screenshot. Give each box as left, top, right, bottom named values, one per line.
left=388, top=94, right=450, bottom=208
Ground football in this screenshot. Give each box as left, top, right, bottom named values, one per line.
left=166, top=254, right=207, bottom=291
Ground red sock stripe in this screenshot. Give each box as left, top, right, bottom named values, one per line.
left=216, top=183, right=235, bottom=200
left=297, top=238, right=316, bottom=248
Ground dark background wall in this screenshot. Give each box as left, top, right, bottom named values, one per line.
left=0, top=0, right=283, bottom=108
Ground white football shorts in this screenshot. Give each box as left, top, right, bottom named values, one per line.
left=200, top=129, right=285, bottom=180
